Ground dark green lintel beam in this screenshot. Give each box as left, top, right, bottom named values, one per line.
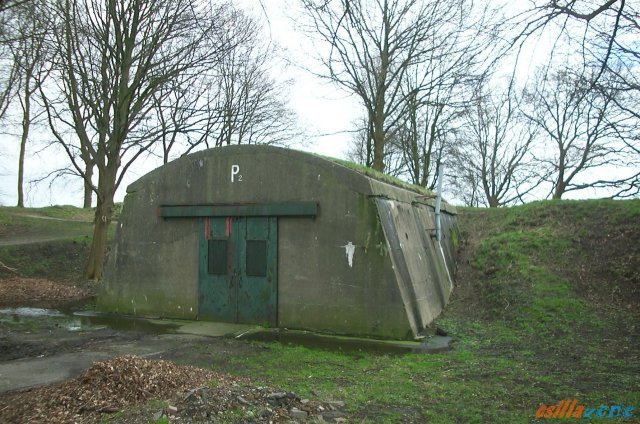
left=158, top=202, right=318, bottom=218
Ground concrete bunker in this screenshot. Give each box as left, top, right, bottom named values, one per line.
left=100, top=146, right=458, bottom=339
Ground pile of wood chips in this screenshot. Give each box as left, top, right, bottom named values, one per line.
left=0, top=355, right=222, bottom=423
left=0, top=277, right=89, bottom=305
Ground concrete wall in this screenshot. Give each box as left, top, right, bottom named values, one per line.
left=100, top=145, right=457, bottom=339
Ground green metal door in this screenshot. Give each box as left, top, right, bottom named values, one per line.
left=198, top=216, right=277, bottom=326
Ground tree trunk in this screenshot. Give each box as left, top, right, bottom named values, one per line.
left=372, top=124, right=385, bottom=171
left=553, top=147, right=566, bottom=199
left=553, top=183, right=565, bottom=199
left=84, top=198, right=113, bottom=279
left=17, top=120, right=28, bottom=208
left=372, top=99, right=385, bottom=171
left=84, top=168, right=116, bottom=280
left=17, top=77, right=31, bottom=208
left=83, top=162, right=93, bottom=208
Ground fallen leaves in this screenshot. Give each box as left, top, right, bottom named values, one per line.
left=0, top=355, right=217, bottom=423
left=0, top=277, right=89, bottom=305
left=0, top=355, right=349, bottom=423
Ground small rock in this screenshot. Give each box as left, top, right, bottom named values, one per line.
left=167, top=405, right=178, bottom=415
left=237, top=396, right=251, bottom=405
left=259, top=408, right=271, bottom=418
left=327, top=400, right=346, bottom=409
left=152, top=411, right=163, bottom=420
left=301, top=398, right=310, bottom=404
left=335, top=418, right=346, bottom=423
left=321, top=410, right=346, bottom=422
left=268, top=392, right=287, bottom=399
left=290, top=407, right=308, bottom=420
left=183, top=388, right=198, bottom=400
left=435, top=326, right=448, bottom=336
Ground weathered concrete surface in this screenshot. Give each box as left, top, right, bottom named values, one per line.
left=0, top=351, right=109, bottom=392
left=100, top=146, right=457, bottom=339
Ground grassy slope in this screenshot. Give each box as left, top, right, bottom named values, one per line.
left=0, top=206, right=96, bottom=283
left=216, top=199, right=639, bottom=423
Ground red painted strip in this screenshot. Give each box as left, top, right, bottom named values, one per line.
left=225, top=217, right=231, bottom=238
left=204, top=217, right=210, bottom=240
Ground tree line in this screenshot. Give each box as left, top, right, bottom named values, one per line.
left=302, top=0, right=639, bottom=206
left=0, top=0, right=638, bottom=279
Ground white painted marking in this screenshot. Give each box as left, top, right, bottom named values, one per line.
left=438, top=242, right=453, bottom=290
left=231, top=164, right=240, bottom=182
left=342, top=242, right=356, bottom=268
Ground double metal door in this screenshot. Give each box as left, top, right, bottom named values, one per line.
left=198, top=216, right=277, bottom=326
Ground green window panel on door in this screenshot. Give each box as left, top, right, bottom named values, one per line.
left=198, top=216, right=277, bottom=326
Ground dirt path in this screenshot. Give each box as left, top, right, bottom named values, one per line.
left=0, top=235, right=85, bottom=247
left=0, top=213, right=94, bottom=246
left=0, top=333, right=216, bottom=392
left=7, top=213, right=92, bottom=223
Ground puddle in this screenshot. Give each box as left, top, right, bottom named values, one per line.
left=238, top=330, right=450, bottom=355
left=0, top=307, right=65, bottom=318
left=0, top=306, right=179, bottom=334
left=0, top=306, right=452, bottom=354
left=73, top=311, right=180, bottom=333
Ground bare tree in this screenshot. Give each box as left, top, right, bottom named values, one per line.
left=514, top=1, right=640, bottom=137
left=149, top=10, right=299, bottom=165
left=451, top=84, right=539, bottom=207
left=0, top=0, right=30, bottom=12
left=522, top=67, right=638, bottom=199
left=40, top=0, right=247, bottom=279
left=209, top=22, right=299, bottom=148
left=515, top=2, right=637, bottom=82
left=393, top=63, right=471, bottom=190
left=4, top=0, right=50, bottom=207
left=346, top=116, right=405, bottom=178
left=446, top=166, right=482, bottom=207
left=147, top=71, right=220, bottom=164
left=0, top=2, right=21, bottom=123
left=0, top=53, right=17, bottom=123
left=301, top=0, right=486, bottom=172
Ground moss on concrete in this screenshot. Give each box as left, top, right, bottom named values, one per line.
left=318, top=155, right=434, bottom=196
